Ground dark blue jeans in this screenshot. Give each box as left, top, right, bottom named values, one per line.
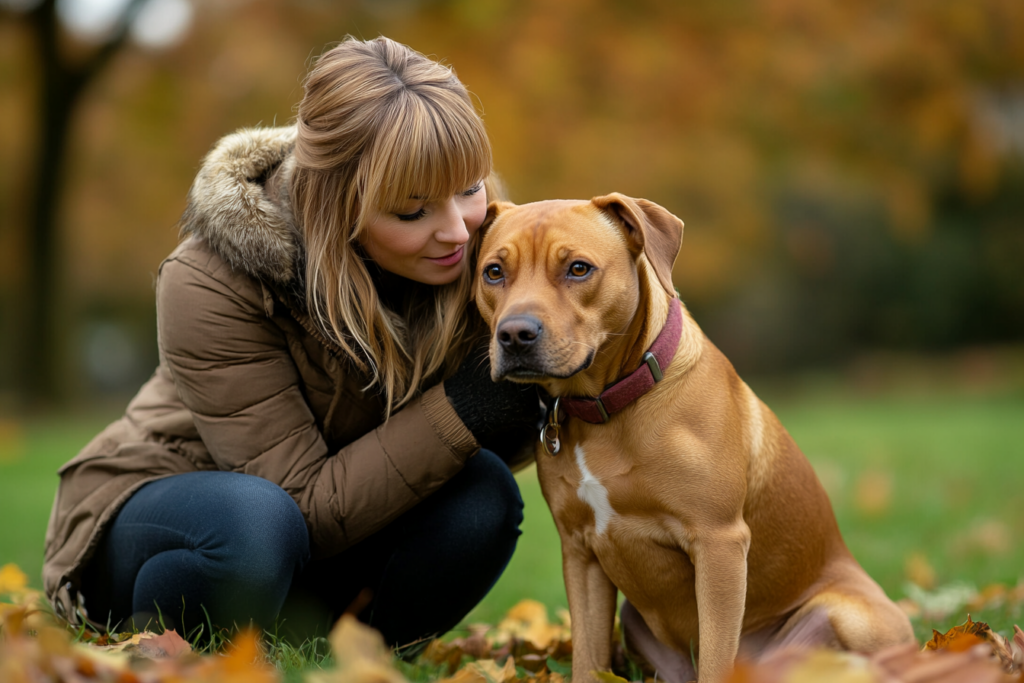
left=79, top=450, right=523, bottom=647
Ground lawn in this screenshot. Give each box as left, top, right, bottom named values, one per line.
left=2, top=377, right=1023, bottom=645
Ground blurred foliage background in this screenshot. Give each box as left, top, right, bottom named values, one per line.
left=1, top=0, right=1023, bottom=406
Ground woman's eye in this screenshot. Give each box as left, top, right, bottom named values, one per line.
left=484, top=264, right=504, bottom=282
left=462, top=182, right=483, bottom=197
left=395, top=208, right=427, bottom=222
left=569, top=262, right=592, bottom=278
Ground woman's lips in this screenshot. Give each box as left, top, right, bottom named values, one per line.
left=426, top=245, right=465, bottom=267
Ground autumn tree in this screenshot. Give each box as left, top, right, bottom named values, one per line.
left=2, top=0, right=153, bottom=405
left=0, top=0, right=1021, bottom=403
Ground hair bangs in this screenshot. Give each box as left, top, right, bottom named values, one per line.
left=366, top=87, right=491, bottom=220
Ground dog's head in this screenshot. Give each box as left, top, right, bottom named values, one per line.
left=474, top=193, right=683, bottom=391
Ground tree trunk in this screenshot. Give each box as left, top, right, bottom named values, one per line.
left=18, top=0, right=146, bottom=407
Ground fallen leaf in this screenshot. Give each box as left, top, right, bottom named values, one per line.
left=307, top=614, right=408, bottom=683
left=853, top=469, right=892, bottom=516
left=949, top=518, right=1014, bottom=559
left=972, top=519, right=1012, bottom=554
left=136, top=628, right=193, bottom=659
left=0, top=563, right=28, bottom=593
left=904, top=551, right=937, bottom=590
left=455, top=626, right=494, bottom=659
left=469, top=657, right=518, bottom=683
left=967, top=584, right=1008, bottom=612
left=87, top=628, right=192, bottom=663
left=519, top=653, right=547, bottom=673
left=593, top=670, right=630, bottom=683
left=329, top=614, right=393, bottom=665
left=1011, top=625, right=1024, bottom=669
left=423, top=638, right=468, bottom=676
left=535, top=673, right=565, bottom=683
left=924, top=614, right=989, bottom=652
left=495, top=600, right=568, bottom=652
left=438, top=665, right=489, bottom=683
left=786, top=650, right=874, bottom=683
left=871, top=640, right=1011, bottom=683
left=729, top=639, right=1019, bottom=683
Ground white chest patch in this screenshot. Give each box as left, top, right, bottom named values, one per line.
left=574, top=444, right=616, bottom=536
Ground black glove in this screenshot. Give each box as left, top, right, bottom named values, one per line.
left=444, top=343, right=544, bottom=450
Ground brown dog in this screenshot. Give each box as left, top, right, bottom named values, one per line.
left=474, top=194, right=914, bottom=683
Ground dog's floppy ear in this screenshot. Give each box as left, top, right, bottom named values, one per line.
left=480, top=200, right=516, bottom=240
left=591, top=192, right=683, bottom=295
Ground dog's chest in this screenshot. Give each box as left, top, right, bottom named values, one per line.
left=570, top=442, right=616, bottom=535
left=537, top=435, right=686, bottom=551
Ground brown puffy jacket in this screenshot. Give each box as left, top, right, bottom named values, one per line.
left=43, top=127, right=484, bottom=623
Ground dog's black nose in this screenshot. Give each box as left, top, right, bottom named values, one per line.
left=497, top=315, right=542, bottom=353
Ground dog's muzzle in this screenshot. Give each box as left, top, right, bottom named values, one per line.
left=494, top=314, right=545, bottom=378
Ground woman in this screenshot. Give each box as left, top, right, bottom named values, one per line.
left=43, top=36, right=539, bottom=648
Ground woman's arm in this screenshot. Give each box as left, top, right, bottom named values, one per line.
left=157, top=244, right=478, bottom=557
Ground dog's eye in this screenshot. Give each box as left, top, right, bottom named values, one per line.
left=484, top=264, right=504, bottom=282
left=569, top=261, right=592, bottom=278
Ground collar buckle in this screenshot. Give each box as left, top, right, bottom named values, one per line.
left=642, top=351, right=664, bottom=382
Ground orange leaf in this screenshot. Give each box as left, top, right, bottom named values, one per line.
left=0, top=563, right=28, bottom=594
left=924, top=615, right=989, bottom=652
left=494, top=600, right=570, bottom=653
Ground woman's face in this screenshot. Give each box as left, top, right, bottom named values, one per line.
left=360, top=181, right=488, bottom=285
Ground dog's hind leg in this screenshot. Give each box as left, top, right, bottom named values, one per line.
left=620, top=599, right=697, bottom=683
left=761, top=606, right=839, bottom=656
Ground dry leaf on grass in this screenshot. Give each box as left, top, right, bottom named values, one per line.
left=87, top=628, right=193, bottom=661
left=183, top=629, right=280, bottom=683
left=729, top=642, right=1017, bottom=683
left=904, top=552, right=938, bottom=590
left=592, top=670, right=631, bottom=683
left=924, top=615, right=1024, bottom=676
left=474, top=657, right=519, bottom=683
left=728, top=648, right=874, bottom=683
left=924, top=614, right=992, bottom=652
left=10, top=563, right=1024, bottom=683
left=0, top=563, right=29, bottom=593
left=494, top=599, right=570, bottom=652
left=437, top=657, right=517, bottom=683
left=853, top=469, right=893, bottom=516
left=871, top=641, right=1014, bottom=683
left=307, top=613, right=408, bottom=683
left=425, top=599, right=574, bottom=673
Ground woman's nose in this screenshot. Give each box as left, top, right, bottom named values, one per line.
left=435, top=197, right=471, bottom=245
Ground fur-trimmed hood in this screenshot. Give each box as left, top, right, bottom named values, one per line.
left=179, top=126, right=300, bottom=285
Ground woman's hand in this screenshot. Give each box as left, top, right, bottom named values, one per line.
left=443, top=345, right=544, bottom=460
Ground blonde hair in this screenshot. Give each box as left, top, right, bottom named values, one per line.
left=291, top=36, right=494, bottom=416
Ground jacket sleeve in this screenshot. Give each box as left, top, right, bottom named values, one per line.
left=156, top=247, right=479, bottom=557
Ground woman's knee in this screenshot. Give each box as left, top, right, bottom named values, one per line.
left=451, top=449, right=524, bottom=542
left=183, top=472, right=310, bottom=582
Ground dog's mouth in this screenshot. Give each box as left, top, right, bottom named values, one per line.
left=496, top=350, right=595, bottom=382
left=502, top=368, right=549, bottom=381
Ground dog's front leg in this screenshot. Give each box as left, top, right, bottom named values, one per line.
left=691, top=521, right=751, bottom=683
left=562, top=535, right=617, bottom=682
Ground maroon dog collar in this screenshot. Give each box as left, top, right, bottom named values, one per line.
left=558, top=297, right=683, bottom=425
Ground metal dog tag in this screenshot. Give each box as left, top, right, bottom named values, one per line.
left=540, top=423, right=561, bottom=455
left=540, top=397, right=562, bottom=456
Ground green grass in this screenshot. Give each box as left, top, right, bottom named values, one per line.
left=3, top=381, right=1024, bottom=655
left=0, top=414, right=111, bottom=583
